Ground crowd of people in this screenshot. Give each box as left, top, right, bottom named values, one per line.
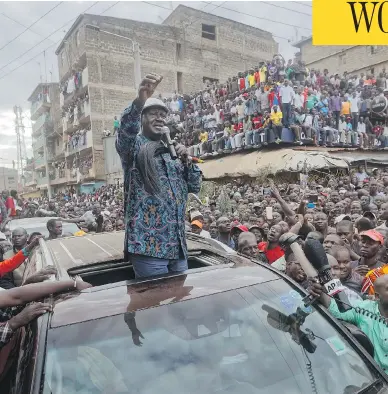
left=159, top=56, right=388, bottom=157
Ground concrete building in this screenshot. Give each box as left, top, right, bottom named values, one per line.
left=55, top=6, right=278, bottom=184
left=294, top=38, right=388, bottom=77
left=0, top=167, right=18, bottom=192
left=27, top=83, right=62, bottom=198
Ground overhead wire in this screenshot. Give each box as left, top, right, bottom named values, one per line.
left=0, top=2, right=63, bottom=52
left=0, top=1, right=100, bottom=81
left=100, top=1, right=120, bottom=15
left=294, top=1, right=313, bottom=8
left=142, top=1, right=293, bottom=41
left=259, top=1, right=312, bottom=16
left=0, top=12, right=57, bottom=44
left=201, top=1, right=312, bottom=31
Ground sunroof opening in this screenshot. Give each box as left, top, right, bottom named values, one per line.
left=68, top=256, right=213, bottom=287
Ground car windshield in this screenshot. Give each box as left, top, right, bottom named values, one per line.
left=43, top=280, right=377, bottom=394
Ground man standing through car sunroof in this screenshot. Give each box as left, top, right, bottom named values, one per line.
left=116, top=73, right=202, bottom=278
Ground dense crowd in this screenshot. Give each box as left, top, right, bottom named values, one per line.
left=186, top=164, right=388, bottom=300
left=158, top=56, right=388, bottom=156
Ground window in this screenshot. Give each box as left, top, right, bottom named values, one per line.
left=203, top=76, right=219, bottom=88
left=8, top=176, right=14, bottom=180
left=176, top=43, right=182, bottom=60
left=370, top=45, right=378, bottom=54
left=339, top=53, right=347, bottom=65
left=371, top=67, right=375, bottom=75
left=177, top=72, right=183, bottom=94
left=202, top=24, right=216, bottom=40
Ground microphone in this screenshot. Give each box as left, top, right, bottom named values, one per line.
left=304, top=239, right=352, bottom=312
left=162, top=126, right=177, bottom=160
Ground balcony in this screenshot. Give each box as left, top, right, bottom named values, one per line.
left=32, top=134, right=44, bottom=152
left=78, top=100, right=91, bottom=124
left=25, top=179, right=37, bottom=187
left=30, top=96, right=51, bottom=121
left=32, top=113, right=51, bottom=136
left=50, top=169, right=68, bottom=185
left=66, top=129, right=91, bottom=156
left=37, top=176, right=49, bottom=189
left=63, top=67, right=89, bottom=108
left=34, top=156, right=46, bottom=170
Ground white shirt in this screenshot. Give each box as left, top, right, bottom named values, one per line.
left=304, top=114, right=313, bottom=127
left=200, top=230, right=211, bottom=239
left=170, top=100, right=180, bottom=112
left=349, top=97, right=360, bottom=113
left=339, top=121, right=347, bottom=132
left=279, top=85, right=295, bottom=104
left=358, top=122, right=366, bottom=133
left=293, top=93, right=304, bottom=109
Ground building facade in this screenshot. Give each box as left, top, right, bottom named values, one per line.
left=27, top=83, right=62, bottom=198
left=294, top=38, right=388, bottom=77
left=55, top=6, right=278, bottom=184
left=0, top=167, right=18, bottom=192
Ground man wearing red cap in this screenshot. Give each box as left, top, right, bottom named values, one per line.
left=351, top=230, right=385, bottom=278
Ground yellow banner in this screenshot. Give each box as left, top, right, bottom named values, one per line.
left=313, top=0, right=388, bottom=45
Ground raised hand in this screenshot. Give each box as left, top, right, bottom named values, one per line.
left=138, top=73, right=163, bottom=104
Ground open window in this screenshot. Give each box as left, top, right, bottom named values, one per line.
left=202, top=24, right=216, bottom=40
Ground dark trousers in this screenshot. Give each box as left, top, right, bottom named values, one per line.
left=272, top=125, right=282, bottom=139
left=333, top=111, right=340, bottom=129
left=282, top=103, right=291, bottom=127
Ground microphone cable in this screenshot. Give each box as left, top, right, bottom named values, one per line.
left=326, top=294, right=388, bottom=328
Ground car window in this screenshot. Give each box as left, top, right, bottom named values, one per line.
left=43, top=280, right=377, bottom=394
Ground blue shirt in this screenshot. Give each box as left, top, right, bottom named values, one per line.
left=116, top=101, right=202, bottom=260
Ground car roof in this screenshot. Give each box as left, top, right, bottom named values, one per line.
left=42, top=232, right=236, bottom=276
left=9, top=217, right=58, bottom=226
left=50, top=263, right=281, bottom=329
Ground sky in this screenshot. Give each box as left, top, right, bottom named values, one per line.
left=0, top=0, right=312, bottom=166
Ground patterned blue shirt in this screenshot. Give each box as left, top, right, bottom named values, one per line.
left=116, top=100, right=202, bottom=260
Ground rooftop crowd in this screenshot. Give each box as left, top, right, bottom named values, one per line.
left=158, top=55, right=388, bottom=156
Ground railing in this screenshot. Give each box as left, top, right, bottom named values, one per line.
left=67, top=130, right=90, bottom=153
left=30, top=95, right=50, bottom=120
left=32, top=134, right=44, bottom=151
left=33, top=113, right=51, bottom=134
left=34, top=156, right=45, bottom=168
left=37, top=176, right=48, bottom=186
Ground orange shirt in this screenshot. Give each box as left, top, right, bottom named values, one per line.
left=0, top=250, right=27, bottom=277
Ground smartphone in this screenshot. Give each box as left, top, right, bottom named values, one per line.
left=308, top=194, right=318, bottom=203
left=266, top=206, right=273, bottom=220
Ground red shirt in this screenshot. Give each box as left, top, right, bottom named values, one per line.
left=252, top=116, right=263, bottom=129
left=254, top=72, right=260, bottom=84
left=239, top=78, right=245, bottom=91
left=5, top=196, right=16, bottom=217
left=258, top=242, right=285, bottom=264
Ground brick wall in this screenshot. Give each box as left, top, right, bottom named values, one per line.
left=299, top=40, right=388, bottom=76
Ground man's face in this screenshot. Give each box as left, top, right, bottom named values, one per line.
left=217, top=217, right=231, bottom=233
left=333, top=202, right=344, bottom=216
left=323, top=234, right=342, bottom=253
left=191, top=225, right=202, bottom=235
left=12, top=228, right=28, bottom=248
left=330, top=192, right=340, bottom=204
left=239, top=237, right=259, bottom=258
left=142, top=108, right=168, bottom=140
left=286, top=261, right=306, bottom=283
left=360, top=195, right=370, bottom=208
left=250, top=228, right=262, bottom=243
left=335, top=249, right=352, bottom=280
left=272, top=212, right=282, bottom=225
left=209, top=222, right=218, bottom=238
left=360, top=236, right=381, bottom=258
left=370, top=182, right=378, bottom=195
left=314, top=213, right=328, bottom=231
left=350, top=202, right=362, bottom=215
left=116, top=220, right=125, bottom=230
left=267, top=225, right=282, bottom=242
left=51, top=221, right=63, bottom=236
left=336, top=223, right=353, bottom=243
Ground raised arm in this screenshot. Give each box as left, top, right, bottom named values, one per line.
left=116, top=74, right=163, bottom=157
left=0, top=278, right=91, bottom=308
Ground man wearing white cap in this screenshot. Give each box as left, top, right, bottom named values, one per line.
left=116, top=73, right=202, bottom=278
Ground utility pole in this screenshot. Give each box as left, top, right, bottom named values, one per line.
left=13, top=106, right=26, bottom=191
